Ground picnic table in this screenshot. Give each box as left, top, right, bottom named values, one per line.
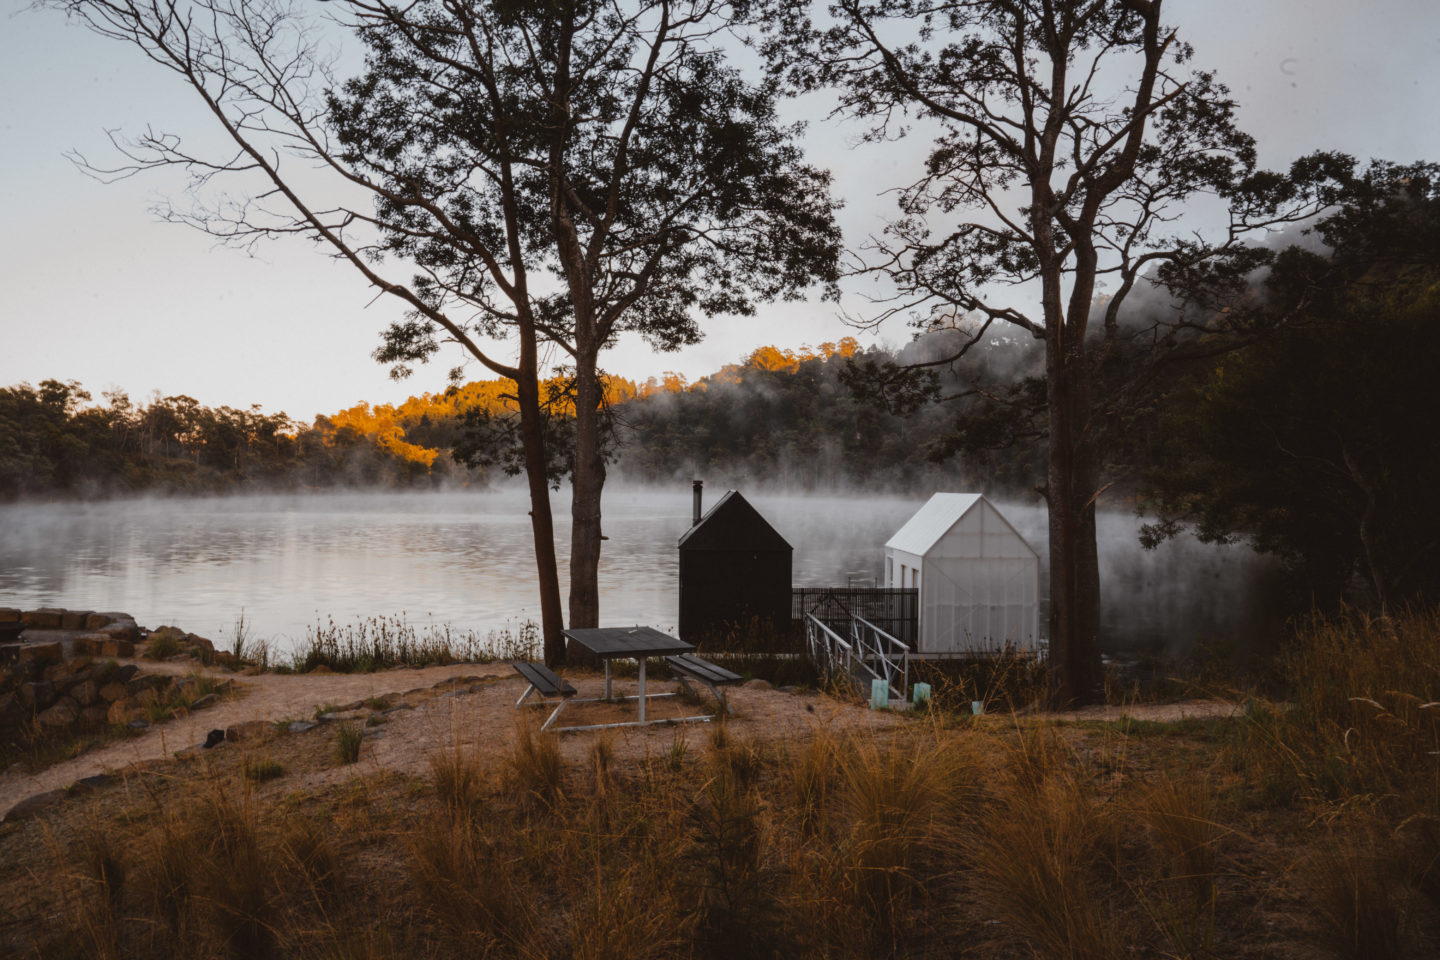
left=563, top=626, right=694, bottom=725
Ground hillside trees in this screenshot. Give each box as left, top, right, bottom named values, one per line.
left=780, top=0, right=1341, bottom=704
left=1139, top=161, right=1440, bottom=609
left=51, top=0, right=839, bottom=665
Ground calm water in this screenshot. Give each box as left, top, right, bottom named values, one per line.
left=0, top=487, right=1273, bottom=653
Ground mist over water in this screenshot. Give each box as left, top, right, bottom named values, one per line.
left=0, top=487, right=1276, bottom=655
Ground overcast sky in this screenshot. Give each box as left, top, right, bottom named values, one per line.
left=2, top=0, right=1438, bottom=421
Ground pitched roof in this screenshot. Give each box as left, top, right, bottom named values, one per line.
left=884, top=492, right=1037, bottom=559
left=678, top=490, right=791, bottom=552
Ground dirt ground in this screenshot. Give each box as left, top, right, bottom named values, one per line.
left=1, top=656, right=1242, bottom=820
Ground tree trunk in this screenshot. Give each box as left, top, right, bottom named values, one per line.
left=1044, top=338, right=1104, bottom=707
left=514, top=370, right=567, bottom=667
left=568, top=352, right=606, bottom=630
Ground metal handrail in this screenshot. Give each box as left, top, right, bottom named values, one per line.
left=805, top=613, right=883, bottom=695
left=850, top=616, right=909, bottom=701
left=805, top=613, right=911, bottom=701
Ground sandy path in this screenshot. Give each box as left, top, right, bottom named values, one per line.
left=2, top=655, right=1245, bottom=817
left=0, top=660, right=513, bottom=813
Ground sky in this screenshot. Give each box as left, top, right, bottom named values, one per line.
left=2, top=0, right=1438, bottom=421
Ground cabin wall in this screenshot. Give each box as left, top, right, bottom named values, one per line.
left=678, top=548, right=792, bottom=643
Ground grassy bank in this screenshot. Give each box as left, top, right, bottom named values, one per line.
left=4, top=608, right=1439, bottom=959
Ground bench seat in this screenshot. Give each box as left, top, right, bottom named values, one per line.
left=512, top=661, right=578, bottom=730
left=511, top=660, right=576, bottom=699
left=665, top=654, right=742, bottom=713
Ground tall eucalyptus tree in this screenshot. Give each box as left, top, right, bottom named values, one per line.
left=778, top=0, right=1339, bottom=703
left=52, top=0, right=840, bottom=663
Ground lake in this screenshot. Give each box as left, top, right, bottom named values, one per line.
left=0, top=486, right=1275, bottom=654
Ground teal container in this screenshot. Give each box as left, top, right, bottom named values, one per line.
left=971, top=700, right=985, bottom=715
left=870, top=678, right=889, bottom=709
left=912, top=682, right=932, bottom=706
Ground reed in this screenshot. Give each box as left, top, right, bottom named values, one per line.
left=289, top=614, right=540, bottom=673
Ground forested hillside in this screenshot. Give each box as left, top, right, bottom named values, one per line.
left=0, top=337, right=1041, bottom=501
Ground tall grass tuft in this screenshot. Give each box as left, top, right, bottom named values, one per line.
left=963, top=766, right=1125, bottom=960
left=335, top=722, right=363, bottom=765
left=834, top=732, right=971, bottom=954
left=55, top=823, right=127, bottom=960
left=1136, top=773, right=1221, bottom=907
left=791, top=729, right=840, bottom=839
left=429, top=739, right=485, bottom=817
left=683, top=761, right=782, bottom=958
left=569, top=865, right=680, bottom=960
left=196, top=782, right=280, bottom=959
left=1304, top=834, right=1411, bottom=960
left=406, top=812, right=526, bottom=950
left=504, top=714, right=564, bottom=808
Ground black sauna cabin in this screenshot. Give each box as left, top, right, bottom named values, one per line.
left=678, top=486, right=792, bottom=644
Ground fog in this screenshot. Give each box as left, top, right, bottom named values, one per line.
left=0, top=485, right=1279, bottom=656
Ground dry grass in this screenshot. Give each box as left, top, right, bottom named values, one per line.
left=9, top=607, right=1440, bottom=959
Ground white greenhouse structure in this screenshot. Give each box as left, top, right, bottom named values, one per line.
left=884, top=493, right=1040, bottom=654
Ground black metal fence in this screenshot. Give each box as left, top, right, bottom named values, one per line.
left=792, top=587, right=919, bottom=647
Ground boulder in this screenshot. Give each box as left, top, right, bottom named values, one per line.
left=225, top=720, right=279, bottom=744
left=107, top=700, right=135, bottom=725
left=187, top=635, right=215, bottom=653
left=72, top=681, right=101, bottom=707
left=19, top=681, right=56, bottom=710
left=60, top=610, right=95, bottom=630
left=70, top=773, right=115, bottom=793
left=113, top=664, right=139, bottom=684
left=4, top=789, right=67, bottom=823
left=18, top=642, right=63, bottom=665
left=149, top=626, right=187, bottom=643
left=80, top=705, right=111, bottom=726
left=22, top=609, right=64, bottom=629
left=72, top=634, right=110, bottom=656
left=99, top=639, right=135, bottom=659
left=125, top=675, right=165, bottom=698
left=0, top=608, right=22, bottom=623
left=44, top=659, right=89, bottom=684
left=89, top=660, right=118, bottom=685
left=188, top=693, right=219, bottom=712
left=99, top=620, right=140, bottom=643
left=212, top=650, right=240, bottom=670
left=36, top=697, right=80, bottom=731
left=98, top=683, right=128, bottom=704
left=84, top=613, right=118, bottom=630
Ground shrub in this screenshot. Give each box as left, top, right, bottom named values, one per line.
left=335, top=723, right=363, bottom=765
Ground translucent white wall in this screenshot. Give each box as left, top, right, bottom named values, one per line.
left=887, top=498, right=1040, bottom=653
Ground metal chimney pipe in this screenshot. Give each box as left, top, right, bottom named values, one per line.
left=692, top=479, right=703, bottom=526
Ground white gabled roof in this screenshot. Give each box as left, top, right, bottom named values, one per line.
left=885, top=492, right=983, bottom=556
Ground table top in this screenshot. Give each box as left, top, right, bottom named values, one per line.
left=562, top=626, right=694, bottom=659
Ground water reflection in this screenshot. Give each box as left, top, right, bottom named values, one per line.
left=0, top=487, right=1274, bottom=654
